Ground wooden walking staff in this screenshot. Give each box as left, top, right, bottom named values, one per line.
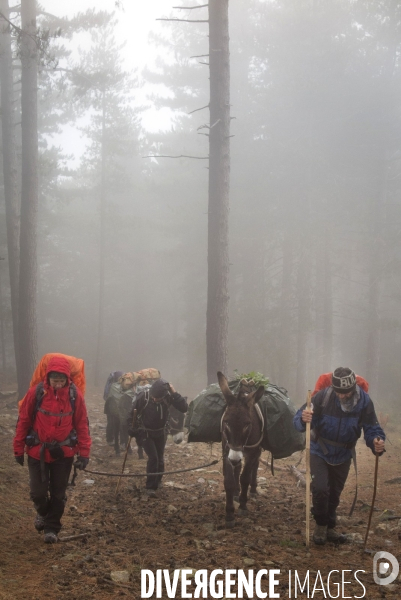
left=305, top=390, right=312, bottom=550
left=363, top=452, right=380, bottom=552
left=115, top=409, right=137, bottom=495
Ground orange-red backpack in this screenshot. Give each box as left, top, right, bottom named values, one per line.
left=18, top=353, right=85, bottom=411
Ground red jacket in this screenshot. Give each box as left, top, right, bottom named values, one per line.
left=312, top=372, right=369, bottom=396
left=13, top=356, right=91, bottom=461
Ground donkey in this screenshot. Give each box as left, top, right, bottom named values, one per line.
left=169, top=404, right=185, bottom=444
left=217, top=371, right=265, bottom=527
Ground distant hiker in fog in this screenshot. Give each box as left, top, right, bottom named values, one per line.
left=103, top=370, right=124, bottom=445
left=293, top=367, right=385, bottom=546
left=127, top=378, right=188, bottom=497
left=13, top=356, right=91, bottom=544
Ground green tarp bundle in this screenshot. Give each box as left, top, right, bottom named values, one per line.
left=185, top=380, right=305, bottom=459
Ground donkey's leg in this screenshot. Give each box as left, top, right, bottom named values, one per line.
left=250, top=449, right=261, bottom=498
left=223, top=455, right=238, bottom=527
left=238, top=451, right=259, bottom=513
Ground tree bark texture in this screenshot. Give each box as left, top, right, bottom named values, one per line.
left=19, top=0, right=38, bottom=395
left=206, top=0, right=230, bottom=385
left=0, top=0, right=21, bottom=381
left=94, top=90, right=107, bottom=386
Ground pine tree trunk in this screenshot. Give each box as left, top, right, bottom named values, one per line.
left=278, top=235, right=293, bottom=387
left=366, top=163, right=388, bottom=394
left=0, top=1, right=20, bottom=383
left=206, top=0, right=230, bottom=384
left=322, top=230, right=333, bottom=368
left=295, top=243, right=311, bottom=403
left=0, top=269, right=7, bottom=373
left=94, top=90, right=107, bottom=386
left=18, top=0, right=38, bottom=395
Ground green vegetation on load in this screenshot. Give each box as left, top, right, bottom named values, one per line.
left=233, top=370, right=270, bottom=387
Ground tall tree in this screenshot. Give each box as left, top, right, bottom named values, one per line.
left=19, top=0, right=38, bottom=394
left=0, top=0, right=20, bottom=385
left=206, top=0, right=231, bottom=384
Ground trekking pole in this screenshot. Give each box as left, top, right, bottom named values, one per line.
left=116, top=409, right=137, bottom=496
left=363, top=451, right=380, bottom=552
left=305, top=390, right=312, bottom=550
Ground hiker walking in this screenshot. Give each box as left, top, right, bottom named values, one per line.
left=127, top=378, right=188, bottom=497
left=13, top=356, right=91, bottom=543
left=103, top=370, right=124, bottom=445
left=293, top=367, right=385, bottom=545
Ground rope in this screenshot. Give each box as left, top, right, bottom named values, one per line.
left=79, top=459, right=219, bottom=478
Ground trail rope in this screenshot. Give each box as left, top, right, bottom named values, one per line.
left=73, top=458, right=220, bottom=480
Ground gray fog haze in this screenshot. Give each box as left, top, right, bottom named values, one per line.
left=0, top=0, right=400, bottom=415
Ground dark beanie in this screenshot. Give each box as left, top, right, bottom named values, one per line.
left=332, top=367, right=356, bottom=394
left=149, top=378, right=170, bottom=399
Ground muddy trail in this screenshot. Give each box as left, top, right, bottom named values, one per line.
left=0, top=387, right=400, bottom=599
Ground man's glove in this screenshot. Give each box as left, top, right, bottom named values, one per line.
left=15, top=455, right=24, bottom=466
left=75, top=456, right=89, bottom=470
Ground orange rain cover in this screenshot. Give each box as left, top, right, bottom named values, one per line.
left=312, top=372, right=369, bottom=397
left=18, top=353, right=86, bottom=411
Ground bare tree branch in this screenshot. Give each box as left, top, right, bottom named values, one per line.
left=198, top=61, right=209, bottom=65
left=173, top=4, right=208, bottom=8
left=210, top=118, right=220, bottom=129
left=143, top=154, right=208, bottom=159
left=156, top=18, right=208, bottom=23
left=188, top=104, right=209, bottom=115
left=190, top=54, right=209, bottom=58
left=0, top=10, right=22, bottom=34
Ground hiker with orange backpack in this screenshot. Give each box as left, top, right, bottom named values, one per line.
left=13, top=355, right=91, bottom=544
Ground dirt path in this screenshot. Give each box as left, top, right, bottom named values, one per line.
left=0, top=387, right=400, bottom=599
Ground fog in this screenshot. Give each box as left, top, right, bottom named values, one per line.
left=1, top=0, right=400, bottom=414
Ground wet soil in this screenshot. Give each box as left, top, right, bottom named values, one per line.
left=0, top=387, right=400, bottom=599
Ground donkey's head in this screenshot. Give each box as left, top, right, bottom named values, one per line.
left=217, top=371, right=265, bottom=465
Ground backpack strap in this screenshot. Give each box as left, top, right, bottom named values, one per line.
left=33, top=382, right=76, bottom=420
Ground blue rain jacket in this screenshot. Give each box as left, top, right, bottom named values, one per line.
left=293, top=386, right=385, bottom=464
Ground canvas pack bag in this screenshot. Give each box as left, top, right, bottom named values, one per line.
left=185, top=379, right=305, bottom=459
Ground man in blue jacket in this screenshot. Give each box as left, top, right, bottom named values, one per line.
left=293, top=367, right=385, bottom=545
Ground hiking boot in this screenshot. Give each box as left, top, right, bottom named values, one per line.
left=144, top=489, right=157, bottom=498
left=327, top=528, right=347, bottom=544
left=313, top=524, right=327, bottom=545
left=44, top=531, right=58, bottom=544
left=34, top=514, right=45, bottom=532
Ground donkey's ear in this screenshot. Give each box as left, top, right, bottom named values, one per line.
left=247, top=385, right=265, bottom=407
left=217, top=371, right=235, bottom=404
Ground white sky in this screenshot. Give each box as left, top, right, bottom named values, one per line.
left=41, top=0, right=180, bottom=162
left=42, top=0, right=172, bottom=72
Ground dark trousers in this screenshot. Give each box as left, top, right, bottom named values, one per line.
left=310, top=453, right=351, bottom=529
left=141, top=434, right=166, bottom=490
left=28, top=455, right=74, bottom=534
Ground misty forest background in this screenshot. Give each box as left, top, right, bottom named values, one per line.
left=0, top=0, right=400, bottom=414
